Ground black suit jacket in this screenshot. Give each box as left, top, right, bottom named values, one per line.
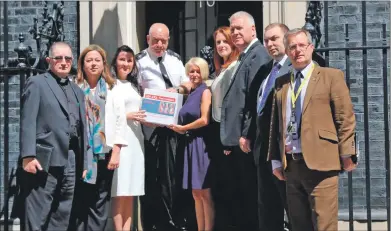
left=252, top=58, right=292, bottom=166
left=220, top=40, right=271, bottom=147
left=20, top=72, right=87, bottom=170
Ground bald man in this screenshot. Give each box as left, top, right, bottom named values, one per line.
left=137, top=23, right=188, bottom=90
left=136, top=23, right=189, bottom=231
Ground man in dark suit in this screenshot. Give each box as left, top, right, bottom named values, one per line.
left=19, top=42, right=87, bottom=231
left=268, top=28, right=356, bottom=231
left=220, top=11, right=271, bottom=230
left=250, top=23, right=292, bottom=231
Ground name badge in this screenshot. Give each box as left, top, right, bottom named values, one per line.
left=290, top=111, right=296, bottom=123
left=287, top=121, right=298, bottom=140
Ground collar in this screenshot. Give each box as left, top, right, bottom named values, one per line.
left=117, top=79, right=128, bottom=84
left=49, top=71, right=69, bottom=85
left=147, top=48, right=166, bottom=63
left=243, top=38, right=258, bottom=54
left=293, top=61, right=314, bottom=78
left=274, top=54, right=288, bottom=67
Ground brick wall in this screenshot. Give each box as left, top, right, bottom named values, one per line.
left=1, top=0, right=390, bottom=223
left=0, top=1, right=78, bottom=219
left=324, top=1, right=390, bottom=220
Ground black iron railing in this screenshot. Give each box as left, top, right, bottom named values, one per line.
left=316, top=2, right=390, bottom=231
left=0, top=1, right=390, bottom=231
left=1, top=2, right=67, bottom=231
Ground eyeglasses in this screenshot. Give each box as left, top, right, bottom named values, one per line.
left=50, top=56, right=73, bottom=62
left=287, top=43, right=311, bottom=52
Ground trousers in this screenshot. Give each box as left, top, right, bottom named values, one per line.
left=20, top=150, right=76, bottom=231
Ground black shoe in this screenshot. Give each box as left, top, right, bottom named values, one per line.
left=146, top=225, right=158, bottom=231
left=168, top=220, right=178, bottom=230
left=173, top=219, right=188, bottom=231
left=170, top=220, right=189, bottom=231
left=284, top=221, right=291, bottom=231
left=175, top=224, right=187, bottom=231
left=152, top=220, right=178, bottom=231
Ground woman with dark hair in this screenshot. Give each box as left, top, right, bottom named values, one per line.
left=110, top=45, right=140, bottom=92
left=105, top=45, right=146, bottom=231
left=72, top=44, right=116, bottom=231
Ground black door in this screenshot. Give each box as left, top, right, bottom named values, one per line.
left=145, top=1, right=263, bottom=62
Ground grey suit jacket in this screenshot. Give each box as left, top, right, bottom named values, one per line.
left=252, top=59, right=292, bottom=166
left=220, top=40, right=271, bottom=147
left=20, top=72, right=87, bottom=170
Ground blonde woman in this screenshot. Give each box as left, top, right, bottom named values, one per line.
left=168, top=57, right=214, bottom=231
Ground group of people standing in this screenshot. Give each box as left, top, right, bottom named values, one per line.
left=18, top=9, right=357, bottom=231
left=19, top=42, right=145, bottom=231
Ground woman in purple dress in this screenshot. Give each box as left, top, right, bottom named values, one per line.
left=168, top=57, right=214, bottom=231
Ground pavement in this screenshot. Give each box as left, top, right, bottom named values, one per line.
left=339, top=221, right=389, bottom=231
left=1, top=221, right=389, bottom=231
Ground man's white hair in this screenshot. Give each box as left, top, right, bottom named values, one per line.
left=228, top=11, right=255, bottom=26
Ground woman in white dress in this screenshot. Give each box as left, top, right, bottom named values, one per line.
left=105, top=45, right=146, bottom=231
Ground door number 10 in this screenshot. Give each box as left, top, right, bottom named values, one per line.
left=199, top=1, right=215, bottom=8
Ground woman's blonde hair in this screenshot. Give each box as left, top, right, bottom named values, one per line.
left=185, top=57, right=209, bottom=81
left=76, top=44, right=115, bottom=88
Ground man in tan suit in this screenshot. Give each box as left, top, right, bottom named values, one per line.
left=268, top=28, right=357, bottom=231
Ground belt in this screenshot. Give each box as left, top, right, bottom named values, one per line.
left=286, top=152, right=303, bottom=161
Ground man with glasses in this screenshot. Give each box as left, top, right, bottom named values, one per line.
left=268, top=28, right=357, bottom=231
left=19, top=42, right=87, bottom=231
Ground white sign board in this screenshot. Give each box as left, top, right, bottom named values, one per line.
left=141, top=88, right=183, bottom=126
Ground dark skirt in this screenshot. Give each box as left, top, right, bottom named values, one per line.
left=182, top=134, right=212, bottom=190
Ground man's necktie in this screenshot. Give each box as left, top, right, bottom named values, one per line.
left=238, top=52, right=245, bottom=62
left=157, top=57, right=173, bottom=88
left=294, top=72, right=303, bottom=135
left=257, top=63, right=281, bottom=114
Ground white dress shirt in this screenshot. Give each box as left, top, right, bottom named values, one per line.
left=229, top=38, right=258, bottom=85
left=272, top=61, right=315, bottom=170
left=243, top=38, right=258, bottom=54
left=259, top=55, right=288, bottom=102
left=137, top=48, right=188, bottom=91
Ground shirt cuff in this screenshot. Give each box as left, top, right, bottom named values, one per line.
left=341, top=154, right=352, bottom=159
left=271, top=160, right=283, bottom=171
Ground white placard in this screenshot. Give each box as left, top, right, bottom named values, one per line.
left=141, top=88, right=183, bottom=126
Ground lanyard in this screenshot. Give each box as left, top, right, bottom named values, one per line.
left=290, top=64, right=315, bottom=109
